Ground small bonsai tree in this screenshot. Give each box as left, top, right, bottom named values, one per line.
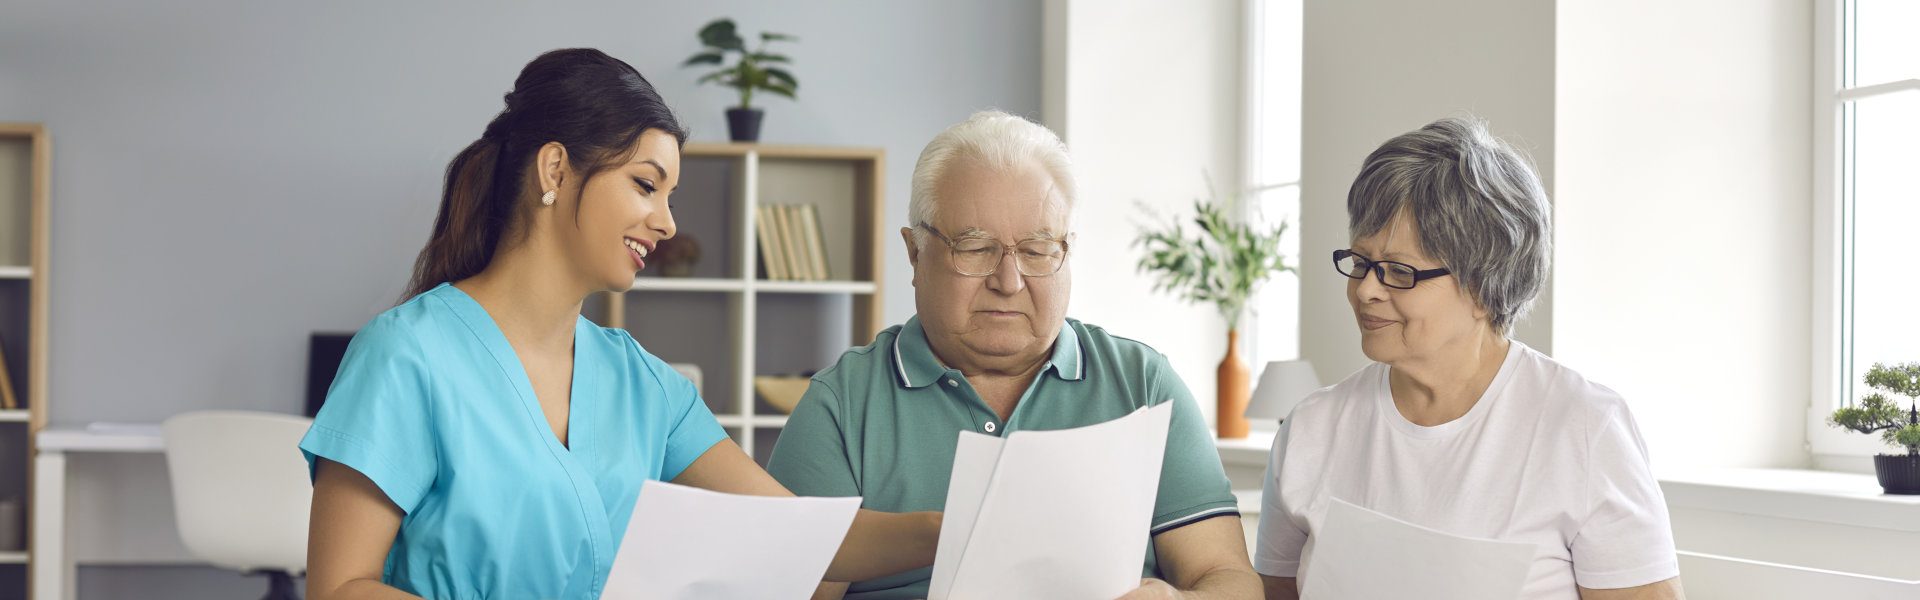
left=1829, top=362, right=1920, bottom=456
left=682, top=18, right=798, bottom=109
left=1133, top=178, right=1293, bottom=332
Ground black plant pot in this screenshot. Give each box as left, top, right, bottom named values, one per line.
left=1873, top=454, right=1920, bottom=495
left=727, top=107, right=764, bottom=142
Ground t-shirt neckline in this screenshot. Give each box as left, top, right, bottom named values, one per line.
left=1376, top=340, right=1527, bottom=440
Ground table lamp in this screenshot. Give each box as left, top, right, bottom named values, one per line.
left=1244, top=360, right=1321, bottom=423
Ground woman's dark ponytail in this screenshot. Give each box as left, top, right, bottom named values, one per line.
left=403, top=48, right=688, bottom=301
left=405, top=132, right=507, bottom=300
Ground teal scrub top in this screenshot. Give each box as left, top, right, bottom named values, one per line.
left=766, top=316, right=1238, bottom=600
left=298, top=283, right=728, bottom=600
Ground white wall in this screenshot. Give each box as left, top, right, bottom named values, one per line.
left=1554, top=0, right=1812, bottom=470
left=1045, top=0, right=1246, bottom=426
left=1299, top=0, right=1556, bottom=385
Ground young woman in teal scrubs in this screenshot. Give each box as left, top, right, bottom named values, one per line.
left=298, top=48, right=940, bottom=600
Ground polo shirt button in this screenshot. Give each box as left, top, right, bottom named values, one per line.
left=946, top=379, right=958, bottom=387
left=984, top=422, right=997, bottom=433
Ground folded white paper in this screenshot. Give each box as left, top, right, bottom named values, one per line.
left=1300, top=497, right=1536, bottom=600
left=601, top=480, right=861, bottom=600
left=929, top=401, right=1173, bottom=600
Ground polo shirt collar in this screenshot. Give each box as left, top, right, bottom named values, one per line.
left=892, top=315, right=1085, bottom=389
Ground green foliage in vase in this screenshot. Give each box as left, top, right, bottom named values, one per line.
left=1828, top=361, right=1920, bottom=455
left=1133, top=178, right=1293, bottom=332
left=682, top=18, right=798, bottom=109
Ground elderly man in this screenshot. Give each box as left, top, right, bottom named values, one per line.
left=767, top=111, right=1259, bottom=600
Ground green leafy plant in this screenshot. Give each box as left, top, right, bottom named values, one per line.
left=1134, top=178, right=1293, bottom=331
left=682, top=18, right=798, bottom=109
left=1829, top=362, right=1920, bottom=456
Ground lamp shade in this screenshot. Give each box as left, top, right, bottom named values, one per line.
left=1244, top=360, right=1322, bottom=421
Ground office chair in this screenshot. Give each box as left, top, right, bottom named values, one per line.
left=161, top=411, right=314, bottom=600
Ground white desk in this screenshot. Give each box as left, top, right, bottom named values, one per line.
left=34, top=426, right=167, bottom=600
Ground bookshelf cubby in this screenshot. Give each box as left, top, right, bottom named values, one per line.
left=595, top=143, right=885, bottom=464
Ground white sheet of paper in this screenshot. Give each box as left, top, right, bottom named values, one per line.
left=601, top=480, right=861, bottom=600
left=1300, top=497, right=1535, bottom=600
left=928, top=401, right=1173, bottom=600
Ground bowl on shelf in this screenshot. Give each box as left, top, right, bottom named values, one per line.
left=753, top=376, right=812, bottom=414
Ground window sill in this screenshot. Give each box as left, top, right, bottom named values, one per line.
left=1658, top=468, right=1920, bottom=532
left=1215, top=430, right=1277, bottom=469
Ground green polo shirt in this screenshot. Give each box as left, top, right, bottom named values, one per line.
left=766, top=315, right=1238, bottom=600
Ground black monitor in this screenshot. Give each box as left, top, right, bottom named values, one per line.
left=306, top=332, right=357, bottom=417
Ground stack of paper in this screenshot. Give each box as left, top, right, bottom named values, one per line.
left=602, top=480, right=862, bottom=600
left=1299, top=498, right=1535, bottom=599
left=929, top=402, right=1173, bottom=600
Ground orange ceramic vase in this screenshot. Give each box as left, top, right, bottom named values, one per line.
left=1217, top=329, right=1251, bottom=438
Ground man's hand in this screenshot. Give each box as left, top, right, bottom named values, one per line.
left=1115, top=578, right=1182, bottom=599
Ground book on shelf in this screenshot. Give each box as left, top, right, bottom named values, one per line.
left=755, top=205, right=788, bottom=280
left=797, top=204, right=830, bottom=281
left=775, top=204, right=809, bottom=281
left=0, top=340, right=17, bottom=410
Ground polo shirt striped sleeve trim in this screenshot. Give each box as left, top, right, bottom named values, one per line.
left=1150, top=505, right=1242, bottom=535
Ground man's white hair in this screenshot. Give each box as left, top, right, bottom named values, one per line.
left=907, top=110, right=1076, bottom=247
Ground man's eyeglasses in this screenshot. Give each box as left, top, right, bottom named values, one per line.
left=1333, top=249, right=1451, bottom=289
left=919, top=223, right=1069, bottom=277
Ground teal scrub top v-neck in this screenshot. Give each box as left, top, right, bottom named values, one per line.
left=299, top=283, right=728, bottom=600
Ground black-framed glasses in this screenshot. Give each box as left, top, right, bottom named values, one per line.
left=1333, top=249, right=1451, bottom=289
left=919, top=222, right=1070, bottom=277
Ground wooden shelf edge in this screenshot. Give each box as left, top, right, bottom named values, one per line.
left=684, top=142, right=884, bottom=161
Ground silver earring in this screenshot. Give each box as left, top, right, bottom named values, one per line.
left=540, top=189, right=556, bottom=206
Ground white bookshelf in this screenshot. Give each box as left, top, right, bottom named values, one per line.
left=602, top=143, right=885, bottom=464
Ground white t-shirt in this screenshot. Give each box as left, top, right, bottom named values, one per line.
left=1254, top=341, right=1679, bottom=598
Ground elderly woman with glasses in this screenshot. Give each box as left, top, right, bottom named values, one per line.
left=768, top=111, right=1262, bottom=600
left=1255, top=118, right=1685, bottom=600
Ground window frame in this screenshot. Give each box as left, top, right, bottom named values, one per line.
left=1241, top=0, right=1304, bottom=401
left=1806, top=0, right=1920, bottom=464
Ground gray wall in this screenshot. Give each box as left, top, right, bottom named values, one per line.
left=0, top=1, right=1039, bottom=596
left=0, top=0, right=1041, bottom=426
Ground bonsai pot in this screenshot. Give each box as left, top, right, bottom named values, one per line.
left=1874, top=454, right=1920, bottom=495
left=727, top=107, right=764, bottom=142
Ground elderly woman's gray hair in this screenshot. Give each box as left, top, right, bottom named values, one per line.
left=1348, top=117, right=1552, bottom=334
left=907, top=110, right=1076, bottom=248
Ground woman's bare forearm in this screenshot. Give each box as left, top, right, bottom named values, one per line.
left=824, top=509, right=942, bottom=582
left=311, top=578, right=425, bottom=600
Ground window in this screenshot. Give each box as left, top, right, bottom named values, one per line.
left=1812, top=0, right=1920, bottom=459
left=1244, top=0, right=1303, bottom=384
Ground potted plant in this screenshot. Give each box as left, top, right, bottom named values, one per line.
left=1828, top=361, right=1920, bottom=494
left=1134, top=178, right=1293, bottom=438
left=683, top=18, right=798, bottom=143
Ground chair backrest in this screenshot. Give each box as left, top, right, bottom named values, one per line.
left=161, top=410, right=314, bottom=575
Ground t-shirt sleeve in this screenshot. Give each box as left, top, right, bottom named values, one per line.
left=636, top=349, right=728, bottom=482
left=298, top=317, right=439, bottom=514
left=1146, top=352, right=1240, bottom=535
left=1253, top=416, right=1307, bottom=577
left=1570, top=401, right=1680, bottom=589
left=765, top=378, right=862, bottom=499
